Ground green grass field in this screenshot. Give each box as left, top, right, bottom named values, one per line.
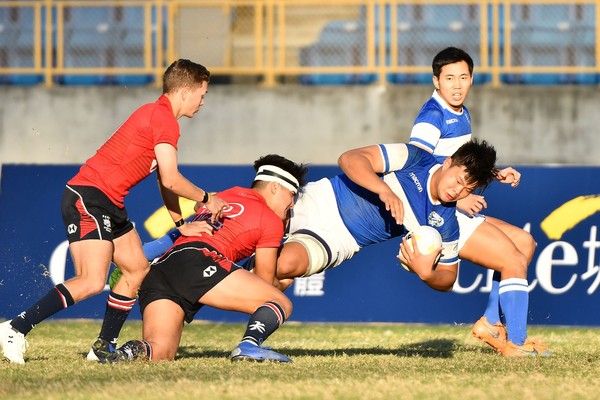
left=1, top=320, right=600, bottom=400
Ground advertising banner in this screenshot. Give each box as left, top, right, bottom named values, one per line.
left=0, top=164, right=598, bottom=325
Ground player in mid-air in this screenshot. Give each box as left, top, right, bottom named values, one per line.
left=0, top=59, right=227, bottom=364
left=409, top=47, right=548, bottom=356
left=101, top=155, right=308, bottom=363
left=275, top=139, right=499, bottom=293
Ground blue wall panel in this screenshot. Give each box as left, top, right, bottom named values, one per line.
left=0, top=165, right=598, bottom=325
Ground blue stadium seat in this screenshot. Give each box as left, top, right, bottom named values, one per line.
left=0, top=7, right=44, bottom=85
left=59, top=6, right=116, bottom=85
left=113, top=6, right=153, bottom=85
left=390, top=5, right=486, bottom=84
left=503, top=4, right=599, bottom=84
left=299, top=20, right=375, bottom=85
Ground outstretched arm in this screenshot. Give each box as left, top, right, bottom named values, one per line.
left=338, top=145, right=405, bottom=225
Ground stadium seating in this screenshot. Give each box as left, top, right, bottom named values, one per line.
left=299, top=19, right=375, bottom=85
left=0, top=7, right=44, bottom=85
left=502, top=4, right=599, bottom=84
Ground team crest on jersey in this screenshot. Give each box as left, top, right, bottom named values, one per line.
left=428, top=211, right=444, bottom=227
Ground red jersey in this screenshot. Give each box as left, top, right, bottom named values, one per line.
left=176, top=187, right=285, bottom=262
left=68, top=95, right=179, bottom=208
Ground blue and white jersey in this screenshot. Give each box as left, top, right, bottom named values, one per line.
left=409, top=90, right=472, bottom=163
left=330, top=143, right=460, bottom=265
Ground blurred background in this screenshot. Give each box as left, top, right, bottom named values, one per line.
left=1, top=1, right=599, bottom=325
left=1, top=0, right=600, bottom=166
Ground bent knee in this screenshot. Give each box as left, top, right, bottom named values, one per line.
left=273, top=296, right=293, bottom=319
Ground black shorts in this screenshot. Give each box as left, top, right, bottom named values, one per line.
left=138, top=242, right=241, bottom=323
left=61, top=184, right=134, bottom=243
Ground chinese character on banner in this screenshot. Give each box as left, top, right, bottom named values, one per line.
left=293, top=272, right=325, bottom=297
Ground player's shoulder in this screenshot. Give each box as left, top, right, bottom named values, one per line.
left=415, top=98, right=444, bottom=122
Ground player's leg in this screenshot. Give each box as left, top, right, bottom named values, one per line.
left=460, top=220, right=547, bottom=355
left=276, top=241, right=311, bottom=281
left=485, top=216, right=536, bottom=263
left=200, top=269, right=293, bottom=362
left=141, top=299, right=185, bottom=361
left=88, top=228, right=150, bottom=361
left=1, top=239, right=113, bottom=364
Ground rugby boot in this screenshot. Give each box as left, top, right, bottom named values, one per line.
left=230, top=341, right=292, bottom=363
left=472, top=316, right=507, bottom=352
left=501, top=338, right=551, bottom=357
left=0, top=320, right=28, bottom=364
left=104, top=340, right=151, bottom=364
left=86, top=337, right=116, bottom=362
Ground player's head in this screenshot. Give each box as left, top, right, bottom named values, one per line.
left=251, top=155, right=309, bottom=220
left=163, top=59, right=211, bottom=119
left=431, top=47, right=474, bottom=112
left=163, top=59, right=210, bottom=93
left=436, top=139, right=499, bottom=203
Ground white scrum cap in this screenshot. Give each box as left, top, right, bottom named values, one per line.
left=254, top=165, right=300, bottom=193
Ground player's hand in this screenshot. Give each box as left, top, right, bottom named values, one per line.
left=497, top=167, right=521, bottom=187
left=177, top=220, right=214, bottom=237
left=397, top=235, right=442, bottom=278
left=457, top=193, right=487, bottom=216
left=204, top=194, right=228, bottom=222
left=379, top=188, right=404, bottom=225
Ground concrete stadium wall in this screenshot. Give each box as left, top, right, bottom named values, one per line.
left=1, top=85, right=598, bottom=167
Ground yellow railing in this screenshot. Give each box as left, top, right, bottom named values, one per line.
left=0, top=0, right=598, bottom=86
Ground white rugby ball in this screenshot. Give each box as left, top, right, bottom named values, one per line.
left=400, top=225, right=442, bottom=272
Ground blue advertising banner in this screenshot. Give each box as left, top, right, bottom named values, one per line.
left=0, top=164, right=598, bottom=325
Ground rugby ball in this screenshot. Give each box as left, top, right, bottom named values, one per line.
left=400, top=225, right=442, bottom=272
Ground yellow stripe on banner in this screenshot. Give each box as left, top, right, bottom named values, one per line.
left=143, top=198, right=198, bottom=239
left=540, top=195, right=600, bottom=240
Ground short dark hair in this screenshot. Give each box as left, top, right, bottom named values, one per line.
left=432, top=47, right=474, bottom=78
left=252, top=154, right=309, bottom=190
left=450, top=139, right=499, bottom=190
left=162, top=59, right=210, bottom=94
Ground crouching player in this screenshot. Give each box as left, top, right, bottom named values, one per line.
left=103, top=155, right=307, bottom=363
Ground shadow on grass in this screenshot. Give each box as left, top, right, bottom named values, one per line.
left=177, top=338, right=459, bottom=360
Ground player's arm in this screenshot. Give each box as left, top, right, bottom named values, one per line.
left=252, top=247, right=279, bottom=288
left=154, top=142, right=228, bottom=223
left=338, top=145, right=406, bottom=225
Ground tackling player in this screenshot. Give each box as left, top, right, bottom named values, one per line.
left=0, top=59, right=227, bottom=364
left=409, top=47, right=547, bottom=356
left=102, top=155, right=308, bottom=363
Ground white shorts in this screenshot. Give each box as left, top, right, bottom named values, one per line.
left=456, top=209, right=486, bottom=250
left=286, top=178, right=360, bottom=276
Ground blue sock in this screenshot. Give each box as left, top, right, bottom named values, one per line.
left=499, top=278, right=529, bottom=345
left=143, top=229, right=181, bottom=261
left=483, top=271, right=501, bottom=324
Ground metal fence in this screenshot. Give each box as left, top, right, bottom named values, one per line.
left=0, top=0, right=598, bottom=86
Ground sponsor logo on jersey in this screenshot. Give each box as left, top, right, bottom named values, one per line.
left=409, top=172, right=423, bottom=192
left=428, top=211, right=444, bottom=227
left=445, top=118, right=459, bottom=124
left=203, top=265, right=217, bottom=277
left=67, top=224, right=77, bottom=234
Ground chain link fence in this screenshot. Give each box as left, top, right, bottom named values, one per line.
left=0, top=0, right=598, bottom=86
